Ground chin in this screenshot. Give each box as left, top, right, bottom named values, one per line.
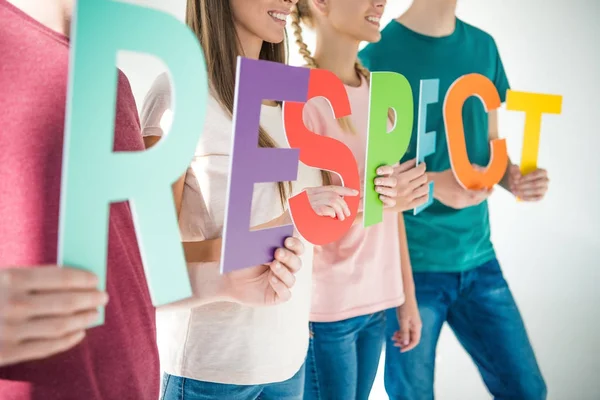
left=365, top=31, right=382, bottom=43
left=263, top=30, right=286, bottom=45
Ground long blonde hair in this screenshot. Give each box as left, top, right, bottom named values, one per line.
left=291, top=1, right=377, bottom=135
left=186, top=0, right=294, bottom=205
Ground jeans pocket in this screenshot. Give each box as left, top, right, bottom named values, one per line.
left=160, top=373, right=171, bottom=400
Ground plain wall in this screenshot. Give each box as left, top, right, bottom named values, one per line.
left=117, top=1, right=600, bottom=399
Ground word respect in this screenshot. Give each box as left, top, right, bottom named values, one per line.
left=58, top=0, right=563, bottom=325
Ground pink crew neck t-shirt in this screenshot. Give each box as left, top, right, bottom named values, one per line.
left=304, top=75, right=405, bottom=323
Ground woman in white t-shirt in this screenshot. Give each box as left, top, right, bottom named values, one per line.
left=140, top=0, right=400, bottom=399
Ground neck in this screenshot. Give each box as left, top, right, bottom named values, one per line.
left=313, top=24, right=361, bottom=87
left=235, top=28, right=264, bottom=60
left=398, top=0, right=457, bottom=37
left=7, top=0, right=70, bottom=36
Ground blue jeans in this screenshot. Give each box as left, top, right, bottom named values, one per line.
left=161, top=363, right=305, bottom=400
left=304, top=311, right=385, bottom=400
left=384, top=259, right=547, bottom=400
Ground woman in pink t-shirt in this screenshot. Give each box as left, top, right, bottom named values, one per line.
left=291, top=1, right=430, bottom=399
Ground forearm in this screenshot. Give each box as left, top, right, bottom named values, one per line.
left=183, top=238, right=221, bottom=263
left=397, top=213, right=415, bottom=297
left=427, top=171, right=444, bottom=202
left=156, top=262, right=231, bottom=311
left=164, top=213, right=290, bottom=310
left=183, top=211, right=290, bottom=263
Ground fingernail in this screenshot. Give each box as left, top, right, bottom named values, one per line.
left=274, top=261, right=281, bottom=270
left=376, top=187, right=382, bottom=193
left=377, top=168, right=384, bottom=174
left=271, top=276, right=278, bottom=284
left=276, top=248, right=285, bottom=259
left=285, top=238, right=294, bottom=247
left=375, top=179, right=382, bottom=185
left=403, top=340, right=409, bottom=346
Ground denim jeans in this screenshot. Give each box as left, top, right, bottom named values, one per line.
left=384, top=258, right=547, bottom=400
left=304, top=311, right=385, bottom=400
left=161, top=363, right=305, bottom=400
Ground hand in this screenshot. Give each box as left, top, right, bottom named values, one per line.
left=222, top=236, right=305, bottom=306
left=372, top=165, right=399, bottom=208
left=431, top=169, right=493, bottom=209
left=392, top=294, right=422, bottom=353
left=304, top=185, right=359, bottom=221
left=390, top=159, right=430, bottom=211
left=507, top=165, right=549, bottom=201
left=0, top=267, right=108, bottom=367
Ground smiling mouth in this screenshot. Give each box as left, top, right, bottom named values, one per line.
left=268, top=11, right=288, bottom=24
left=366, top=16, right=381, bottom=26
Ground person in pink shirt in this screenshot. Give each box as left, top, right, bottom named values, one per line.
left=291, top=1, right=430, bottom=398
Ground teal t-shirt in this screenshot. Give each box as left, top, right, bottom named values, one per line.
left=359, top=18, right=510, bottom=273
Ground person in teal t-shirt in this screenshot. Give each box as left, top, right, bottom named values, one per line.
left=359, top=1, right=550, bottom=399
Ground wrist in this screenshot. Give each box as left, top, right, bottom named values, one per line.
left=427, top=171, right=442, bottom=200
left=188, top=263, right=231, bottom=304
left=403, top=283, right=416, bottom=299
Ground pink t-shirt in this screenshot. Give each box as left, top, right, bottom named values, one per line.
left=304, top=74, right=405, bottom=323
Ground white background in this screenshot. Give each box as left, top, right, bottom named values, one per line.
left=118, top=1, right=600, bottom=399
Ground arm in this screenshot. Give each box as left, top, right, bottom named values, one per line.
left=397, top=213, right=415, bottom=299
left=389, top=212, right=422, bottom=353
left=143, top=135, right=221, bottom=263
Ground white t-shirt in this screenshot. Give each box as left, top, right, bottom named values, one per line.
left=140, top=73, right=321, bottom=385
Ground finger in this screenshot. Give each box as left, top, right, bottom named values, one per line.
left=391, top=331, right=405, bottom=347
left=322, top=186, right=359, bottom=197
left=398, top=320, right=411, bottom=348
left=408, top=193, right=430, bottom=209
left=519, top=194, right=545, bottom=202
left=338, top=197, right=351, bottom=217
left=412, top=182, right=431, bottom=199
left=517, top=188, right=547, bottom=200
left=3, top=268, right=99, bottom=292
left=393, top=159, right=417, bottom=174
left=274, top=247, right=302, bottom=274
left=405, top=163, right=427, bottom=181
left=375, top=185, right=397, bottom=199
left=269, top=261, right=296, bottom=289
left=380, top=195, right=396, bottom=208
left=315, top=205, right=336, bottom=219
left=375, top=176, right=397, bottom=188
left=401, top=326, right=423, bottom=353
left=514, top=179, right=549, bottom=192
left=375, top=165, right=395, bottom=176
left=520, top=170, right=547, bottom=183
left=284, top=237, right=304, bottom=257
left=9, top=310, right=99, bottom=341
left=330, top=200, right=346, bottom=221
left=408, top=174, right=429, bottom=192
left=2, top=330, right=86, bottom=366
left=267, top=272, right=291, bottom=304
left=513, top=187, right=547, bottom=200
left=395, top=165, right=426, bottom=187
left=3, top=291, right=108, bottom=320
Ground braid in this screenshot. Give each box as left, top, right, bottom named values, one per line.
left=291, top=6, right=317, bottom=68
left=291, top=2, right=360, bottom=137
left=354, top=61, right=370, bottom=82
